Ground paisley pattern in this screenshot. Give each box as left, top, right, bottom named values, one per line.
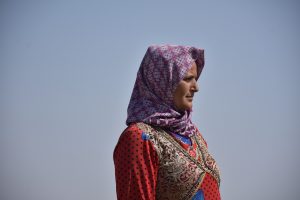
left=137, top=122, right=220, bottom=200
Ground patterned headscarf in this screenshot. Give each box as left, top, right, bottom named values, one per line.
left=126, top=44, right=205, bottom=137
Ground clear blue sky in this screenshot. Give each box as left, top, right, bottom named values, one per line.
left=1, top=1, right=300, bottom=199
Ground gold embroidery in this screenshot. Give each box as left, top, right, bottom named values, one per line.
left=136, top=122, right=221, bottom=200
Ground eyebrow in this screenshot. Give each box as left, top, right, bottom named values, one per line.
left=184, top=74, right=195, bottom=78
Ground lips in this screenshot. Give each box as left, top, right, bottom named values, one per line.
left=186, top=94, right=194, bottom=98
left=186, top=95, right=194, bottom=100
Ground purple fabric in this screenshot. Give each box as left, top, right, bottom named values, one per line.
left=126, top=44, right=205, bottom=137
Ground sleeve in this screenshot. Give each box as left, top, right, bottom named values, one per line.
left=113, top=124, right=159, bottom=200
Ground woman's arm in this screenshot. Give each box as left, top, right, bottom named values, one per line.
left=113, top=124, right=159, bottom=200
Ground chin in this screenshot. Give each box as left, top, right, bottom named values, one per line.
left=175, top=101, right=193, bottom=112
left=184, top=104, right=193, bottom=111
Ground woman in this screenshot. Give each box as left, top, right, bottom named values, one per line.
left=114, top=45, right=221, bottom=200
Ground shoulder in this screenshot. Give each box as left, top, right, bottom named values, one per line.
left=114, top=123, right=157, bottom=154
left=118, top=123, right=143, bottom=141
left=117, top=123, right=156, bottom=143
left=113, top=122, right=159, bottom=163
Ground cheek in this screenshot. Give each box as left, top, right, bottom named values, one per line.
left=179, top=84, right=189, bottom=96
left=179, top=88, right=188, bottom=97
left=174, top=83, right=188, bottom=99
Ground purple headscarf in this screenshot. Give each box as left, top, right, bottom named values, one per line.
left=126, top=44, right=205, bottom=137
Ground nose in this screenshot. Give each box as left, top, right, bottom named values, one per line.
left=191, top=80, right=199, bottom=92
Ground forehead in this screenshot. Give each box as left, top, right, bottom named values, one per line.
left=185, top=62, right=198, bottom=76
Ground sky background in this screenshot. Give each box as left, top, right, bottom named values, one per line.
left=1, top=0, right=300, bottom=199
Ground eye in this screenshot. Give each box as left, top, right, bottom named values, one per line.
left=183, top=76, right=195, bottom=82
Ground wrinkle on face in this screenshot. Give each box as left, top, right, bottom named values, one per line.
left=173, top=62, right=199, bottom=112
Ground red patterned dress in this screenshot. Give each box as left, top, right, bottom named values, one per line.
left=114, top=123, right=221, bottom=200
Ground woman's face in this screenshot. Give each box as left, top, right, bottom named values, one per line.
left=173, top=62, right=199, bottom=111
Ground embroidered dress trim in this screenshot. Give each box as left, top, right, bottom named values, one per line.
left=157, top=127, right=220, bottom=187
left=136, top=122, right=220, bottom=200
left=194, top=136, right=221, bottom=186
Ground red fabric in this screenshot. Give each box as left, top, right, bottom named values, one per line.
left=200, top=174, right=221, bottom=200
left=114, top=124, right=159, bottom=200
left=114, top=124, right=220, bottom=200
